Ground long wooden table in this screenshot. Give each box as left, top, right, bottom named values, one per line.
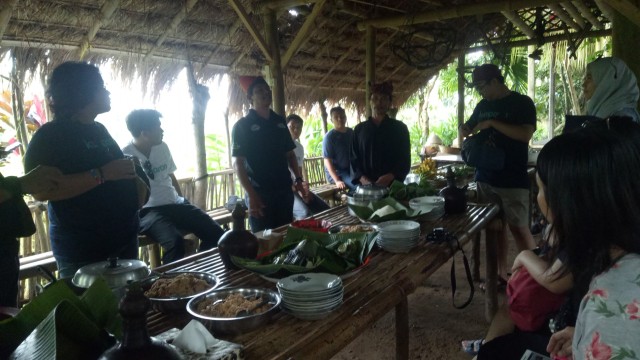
left=148, top=204, right=499, bottom=359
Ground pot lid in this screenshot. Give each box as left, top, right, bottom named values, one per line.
left=72, top=257, right=151, bottom=289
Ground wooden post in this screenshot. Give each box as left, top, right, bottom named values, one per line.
left=548, top=43, right=556, bottom=141
left=527, top=45, right=536, bottom=101
left=318, top=100, right=328, bottom=134
left=456, top=54, right=465, bottom=148
left=365, top=25, right=376, bottom=119
left=265, top=9, right=285, bottom=117
left=611, top=9, right=640, bottom=114
left=186, top=61, right=210, bottom=210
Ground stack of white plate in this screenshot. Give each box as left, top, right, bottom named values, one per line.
left=277, top=273, right=344, bottom=321
left=376, top=220, right=421, bottom=253
left=409, top=196, right=445, bottom=221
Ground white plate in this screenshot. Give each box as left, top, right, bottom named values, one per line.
left=378, top=220, right=420, bottom=232
left=277, top=273, right=342, bottom=293
left=409, top=196, right=445, bottom=207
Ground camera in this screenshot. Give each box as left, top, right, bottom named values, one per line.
left=426, top=227, right=453, bottom=243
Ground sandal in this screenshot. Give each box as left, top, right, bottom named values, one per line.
left=478, top=277, right=508, bottom=292
left=461, top=339, right=484, bottom=355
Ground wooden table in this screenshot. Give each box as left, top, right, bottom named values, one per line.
left=148, top=204, right=499, bottom=359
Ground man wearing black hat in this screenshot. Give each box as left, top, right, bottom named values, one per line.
left=351, top=81, right=411, bottom=187
left=459, top=64, right=537, bottom=284
left=232, top=76, right=307, bottom=232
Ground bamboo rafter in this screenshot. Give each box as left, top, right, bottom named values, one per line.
left=228, top=0, right=273, bottom=63
left=77, top=0, right=121, bottom=59
left=144, top=0, right=199, bottom=60
left=281, top=0, right=327, bottom=68
left=548, top=4, right=582, bottom=31
left=560, top=2, right=586, bottom=29
left=501, top=10, right=536, bottom=38
left=604, top=0, right=640, bottom=28
left=572, top=0, right=603, bottom=29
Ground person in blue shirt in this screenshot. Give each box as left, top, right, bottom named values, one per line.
left=323, top=106, right=356, bottom=193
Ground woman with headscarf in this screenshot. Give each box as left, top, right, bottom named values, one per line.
left=583, top=57, right=640, bottom=122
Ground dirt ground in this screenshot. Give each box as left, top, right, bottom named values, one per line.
left=331, top=239, right=506, bottom=360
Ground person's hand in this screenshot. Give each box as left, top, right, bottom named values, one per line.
left=511, top=250, right=526, bottom=273
left=295, top=180, right=311, bottom=203
left=20, top=165, right=63, bottom=194
left=100, top=158, right=136, bottom=181
left=475, top=120, right=494, bottom=131
left=547, top=326, right=575, bottom=359
left=334, top=180, right=346, bottom=190
left=248, top=192, right=265, bottom=218
left=459, top=124, right=473, bottom=137
left=360, top=176, right=372, bottom=185
left=375, top=173, right=395, bottom=187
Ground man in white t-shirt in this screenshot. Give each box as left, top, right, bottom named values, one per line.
left=122, top=109, right=224, bottom=264
left=286, top=114, right=329, bottom=219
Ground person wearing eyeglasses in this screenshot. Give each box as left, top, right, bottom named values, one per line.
left=459, top=64, right=537, bottom=289
left=582, top=57, right=640, bottom=123
left=122, top=109, right=225, bottom=264
left=24, top=62, right=149, bottom=279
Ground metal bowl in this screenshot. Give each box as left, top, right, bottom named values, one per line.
left=328, top=223, right=379, bottom=234
left=187, top=287, right=281, bottom=336
left=355, top=184, right=389, bottom=198
left=140, top=271, right=219, bottom=313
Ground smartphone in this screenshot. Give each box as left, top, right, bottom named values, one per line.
left=520, top=350, right=552, bottom=360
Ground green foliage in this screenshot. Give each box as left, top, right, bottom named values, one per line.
left=205, top=133, right=228, bottom=171
left=300, top=114, right=324, bottom=157
left=408, top=122, right=424, bottom=164
left=431, top=114, right=458, bottom=146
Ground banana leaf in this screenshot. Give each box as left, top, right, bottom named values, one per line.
left=0, top=278, right=121, bottom=358
left=348, top=197, right=424, bottom=222
left=9, top=300, right=116, bottom=360
left=231, top=227, right=378, bottom=279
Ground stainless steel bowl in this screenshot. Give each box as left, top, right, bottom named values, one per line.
left=72, top=258, right=151, bottom=300
left=140, top=271, right=219, bottom=313
left=187, top=287, right=281, bottom=336
left=355, top=184, right=389, bottom=198
left=346, top=195, right=371, bottom=217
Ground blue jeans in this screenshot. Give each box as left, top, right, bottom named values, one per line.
left=247, top=188, right=294, bottom=233
left=328, top=169, right=357, bottom=193
left=139, top=200, right=225, bottom=264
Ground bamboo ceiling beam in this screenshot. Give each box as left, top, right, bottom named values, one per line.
left=200, top=18, right=243, bottom=72
left=332, top=29, right=400, bottom=88
left=571, top=1, right=603, bottom=29
left=501, top=10, right=536, bottom=38
left=145, top=0, right=198, bottom=60
left=340, top=7, right=434, bottom=41
left=0, top=0, right=18, bottom=44
left=560, top=2, right=586, bottom=29
left=262, top=0, right=319, bottom=10
left=466, top=28, right=611, bottom=52
left=77, top=0, right=120, bottom=59
left=281, top=0, right=327, bottom=69
left=594, top=0, right=617, bottom=21
left=548, top=4, right=582, bottom=31
left=357, top=0, right=566, bottom=30
left=228, top=0, right=273, bottom=63
left=294, top=18, right=351, bottom=78
left=603, top=0, right=640, bottom=28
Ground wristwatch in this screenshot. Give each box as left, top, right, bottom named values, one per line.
left=294, top=176, right=304, bottom=183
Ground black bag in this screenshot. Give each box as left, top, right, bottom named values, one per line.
left=461, top=132, right=505, bottom=170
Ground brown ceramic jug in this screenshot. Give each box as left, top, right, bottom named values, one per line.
left=217, top=201, right=259, bottom=270
left=98, top=283, right=181, bottom=360
left=438, top=166, right=467, bottom=214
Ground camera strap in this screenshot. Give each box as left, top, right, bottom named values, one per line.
left=450, top=235, right=474, bottom=309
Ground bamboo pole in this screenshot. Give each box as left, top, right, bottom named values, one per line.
left=77, top=0, right=121, bottom=59
left=357, top=0, right=566, bottom=30
left=281, top=0, right=327, bottom=68
left=145, top=0, right=198, bottom=60
left=187, top=61, right=210, bottom=210
left=228, top=0, right=273, bottom=63
left=548, top=43, right=556, bottom=141
left=265, top=10, right=285, bottom=116
left=572, top=1, right=603, bottom=29
left=365, top=26, right=375, bottom=119
left=457, top=54, right=465, bottom=148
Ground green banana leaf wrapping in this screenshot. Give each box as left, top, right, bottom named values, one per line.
left=231, top=227, right=378, bottom=278
left=0, top=278, right=121, bottom=358
left=347, top=196, right=424, bottom=222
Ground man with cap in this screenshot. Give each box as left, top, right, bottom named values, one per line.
left=232, top=76, right=307, bottom=232
left=350, top=81, right=411, bottom=187
left=459, top=64, right=537, bottom=285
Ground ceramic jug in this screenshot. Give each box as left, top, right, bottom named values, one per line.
left=218, top=200, right=259, bottom=270
left=438, top=166, right=467, bottom=214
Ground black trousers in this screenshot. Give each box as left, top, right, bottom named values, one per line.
left=477, top=330, right=552, bottom=360
left=140, top=200, right=225, bottom=264
left=0, top=239, right=19, bottom=307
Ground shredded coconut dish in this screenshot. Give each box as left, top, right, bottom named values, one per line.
left=195, top=293, right=270, bottom=317
left=144, top=273, right=212, bottom=298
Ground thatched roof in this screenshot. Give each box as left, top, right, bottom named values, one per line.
left=0, top=0, right=619, bottom=115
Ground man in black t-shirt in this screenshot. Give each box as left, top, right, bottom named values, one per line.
left=231, top=76, right=307, bottom=232
left=460, top=64, right=537, bottom=282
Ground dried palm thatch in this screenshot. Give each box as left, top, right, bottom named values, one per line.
left=1, top=0, right=614, bottom=116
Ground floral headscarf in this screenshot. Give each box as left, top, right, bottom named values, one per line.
left=586, top=57, right=640, bottom=121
